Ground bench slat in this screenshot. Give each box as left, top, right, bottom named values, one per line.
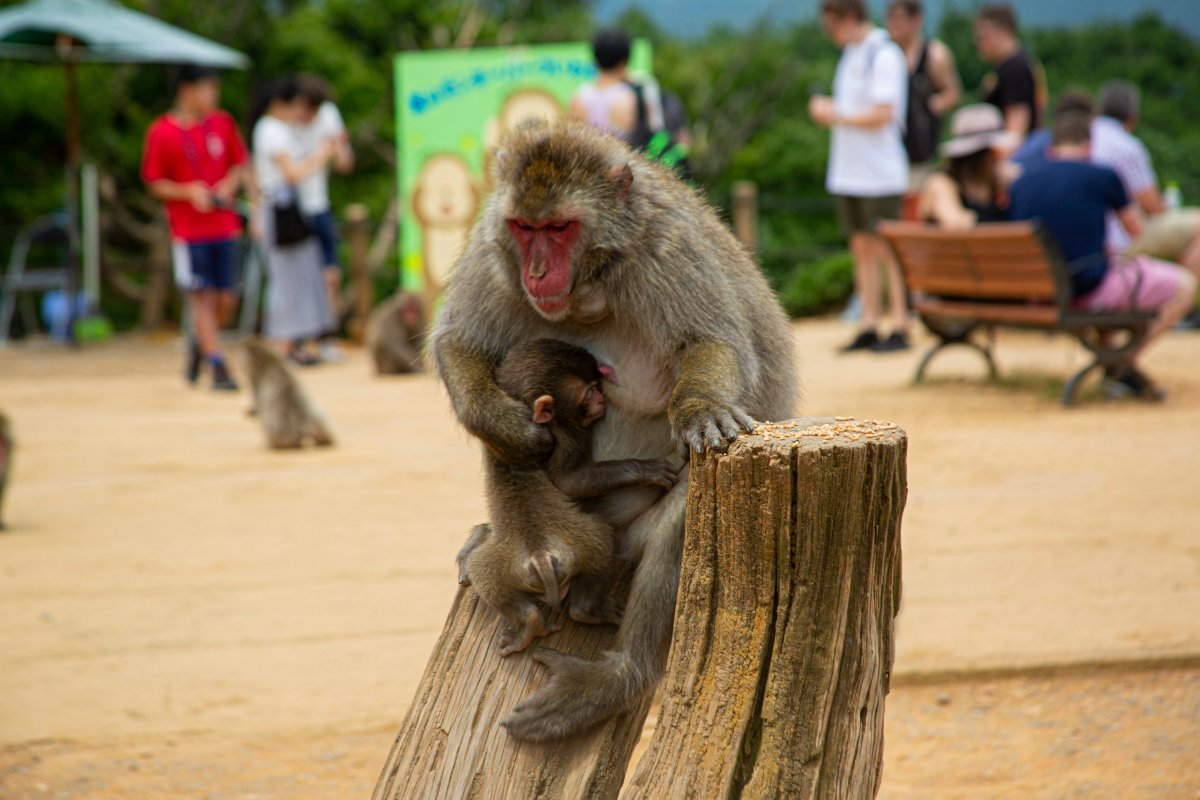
left=913, top=298, right=1059, bottom=326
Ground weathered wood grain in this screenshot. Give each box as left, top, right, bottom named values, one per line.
left=372, top=587, right=652, bottom=800
left=374, top=416, right=905, bottom=800
left=621, top=417, right=905, bottom=800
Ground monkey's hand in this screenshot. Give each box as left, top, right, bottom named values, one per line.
left=502, top=650, right=640, bottom=741
left=671, top=398, right=757, bottom=455
left=668, top=341, right=758, bottom=454
left=634, top=458, right=681, bottom=490
left=438, top=340, right=554, bottom=465
left=473, top=394, right=555, bottom=466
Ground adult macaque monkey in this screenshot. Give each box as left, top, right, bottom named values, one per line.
left=366, top=291, right=425, bottom=375
left=457, top=338, right=677, bottom=657
left=430, top=121, right=797, bottom=741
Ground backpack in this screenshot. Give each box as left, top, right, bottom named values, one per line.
left=903, top=42, right=940, bottom=164
left=626, top=81, right=691, bottom=176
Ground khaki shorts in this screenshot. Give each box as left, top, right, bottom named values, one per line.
left=834, top=194, right=904, bottom=237
left=1124, top=207, right=1200, bottom=261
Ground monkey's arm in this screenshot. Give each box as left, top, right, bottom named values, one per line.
left=551, top=458, right=677, bottom=499
left=435, top=337, right=553, bottom=465
left=668, top=340, right=757, bottom=454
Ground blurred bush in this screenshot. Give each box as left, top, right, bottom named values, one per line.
left=776, top=251, right=855, bottom=318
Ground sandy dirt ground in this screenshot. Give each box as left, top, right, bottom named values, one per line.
left=1, top=318, right=1198, bottom=798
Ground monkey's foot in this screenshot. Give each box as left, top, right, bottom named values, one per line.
left=569, top=592, right=624, bottom=626
left=673, top=405, right=757, bottom=454
left=498, top=609, right=561, bottom=657
left=502, top=650, right=640, bottom=741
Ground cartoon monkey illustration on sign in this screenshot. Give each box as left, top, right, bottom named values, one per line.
left=410, top=153, right=480, bottom=309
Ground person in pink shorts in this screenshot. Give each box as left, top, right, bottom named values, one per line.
left=1009, top=110, right=1197, bottom=399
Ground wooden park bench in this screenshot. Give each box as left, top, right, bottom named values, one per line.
left=876, top=220, right=1157, bottom=406
left=373, top=418, right=906, bottom=800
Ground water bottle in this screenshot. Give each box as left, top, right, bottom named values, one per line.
left=1164, top=180, right=1182, bottom=210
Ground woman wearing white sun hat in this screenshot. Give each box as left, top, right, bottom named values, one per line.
left=917, top=103, right=1020, bottom=230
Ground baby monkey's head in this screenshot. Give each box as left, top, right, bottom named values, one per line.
left=497, top=338, right=607, bottom=429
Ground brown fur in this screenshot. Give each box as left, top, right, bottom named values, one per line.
left=457, top=338, right=676, bottom=657
left=430, top=120, right=798, bottom=741
left=365, top=292, right=425, bottom=375
left=242, top=339, right=335, bottom=449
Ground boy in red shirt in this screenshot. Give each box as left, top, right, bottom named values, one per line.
left=141, top=64, right=247, bottom=390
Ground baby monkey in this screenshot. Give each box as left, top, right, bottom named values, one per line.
left=457, top=338, right=678, bottom=657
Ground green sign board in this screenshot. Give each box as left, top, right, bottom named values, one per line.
left=393, top=41, right=652, bottom=302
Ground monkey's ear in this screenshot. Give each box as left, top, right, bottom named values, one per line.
left=607, top=163, right=633, bottom=197
left=532, top=395, right=555, bottom=425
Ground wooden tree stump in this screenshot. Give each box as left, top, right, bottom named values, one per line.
left=371, top=587, right=654, bottom=800
left=621, top=417, right=906, bottom=800
left=373, top=417, right=905, bottom=800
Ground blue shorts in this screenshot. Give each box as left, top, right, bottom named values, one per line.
left=310, top=210, right=340, bottom=270
left=173, top=239, right=240, bottom=292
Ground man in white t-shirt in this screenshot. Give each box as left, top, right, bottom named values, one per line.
left=810, top=0, right=912, bottom=353
left=295, top=75, right=355, bottom=361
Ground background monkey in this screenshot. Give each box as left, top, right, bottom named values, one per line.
left=242, top=339, right=335, bottom=449
left=458, top=337, right=677, bottom=657
left=0, top=411, right=11, bottom=530
left=430, top=121, right=797, bottom=741
left=366, top=292, right=425, bottom=375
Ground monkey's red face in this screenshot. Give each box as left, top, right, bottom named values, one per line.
left=506, top=219, right=582, bottom=318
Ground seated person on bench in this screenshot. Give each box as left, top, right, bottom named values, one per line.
left=917, top=104, right=1015, bottom=230
left=1008, top=110, right=1197, bottom=399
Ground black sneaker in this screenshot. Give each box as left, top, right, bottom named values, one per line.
left=288, top=348, right=320, bottom=368
left=870, top=332, right=911, bottom=352
left=1106, top=369, right=1165, bottom=402
left=211, top=359, right=239, bottom=392
left=184, top=339, right=202, bottom=385
left=839, top=330, right=880, bottom=353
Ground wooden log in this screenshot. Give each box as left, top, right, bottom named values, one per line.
left=374, top=416, right=904, bottom=800
left=372, top=587, right=654, bottom=800
left=730, top=180, right=759, bottom=252
left=621, top=416, right=905, bottom=800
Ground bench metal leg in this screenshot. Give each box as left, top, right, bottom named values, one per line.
left=1062, top=324, right=1152, bottom=405
left=1061, top=359, right=1103, bottom=407
left=914, top=319, right=997, bottom=383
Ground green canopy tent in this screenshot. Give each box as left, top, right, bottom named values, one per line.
left=0, top=0, right=249, bottom=324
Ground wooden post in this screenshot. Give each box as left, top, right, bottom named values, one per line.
left=731, top=180, right=759, bottom=252
left=373, top=417, right=904, bottom=800
left=372, top=589, right=654, bottom=800
left=622, top=417, right=905, bottom=799
left=344, top=203, right=371, bottom=343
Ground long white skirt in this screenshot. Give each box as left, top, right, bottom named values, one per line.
left=262, top=208, right=332, bottom=342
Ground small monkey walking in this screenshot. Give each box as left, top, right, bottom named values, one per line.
left=242, top=339, right=335, bottom=449
left=0, top=411, right=12, bottom=530
left=458, top=339, right=677, bottom=656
